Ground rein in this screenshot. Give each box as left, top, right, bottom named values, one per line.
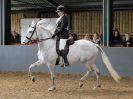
left=38, top=37, right=52, bottom=42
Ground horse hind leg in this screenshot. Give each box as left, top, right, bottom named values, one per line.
left=92, top=64, right=101, bottom=90
left=79, top=70, right=91, bottom=88
left=28, top=60, right=44, bottom=82
left=79, top=62, right=92, bottom=88
left=79, top=63, right=101, bottom=89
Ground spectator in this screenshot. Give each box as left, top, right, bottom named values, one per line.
left=6, top=29, right=21, bottom=44
left=92, top=32, right=101, bottom=44
left=83, top=34, right=91, bottom=40
left=110, top=29, right=122, bottom=46
left=123, top=32, right=133, bottom=47
left=70, top=32, right=78, bottom=41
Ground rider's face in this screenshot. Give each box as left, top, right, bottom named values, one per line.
left=57, top=11, right=64, bottom=16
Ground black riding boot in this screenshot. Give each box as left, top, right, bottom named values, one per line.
left=60, top=50, right=69, bottom=66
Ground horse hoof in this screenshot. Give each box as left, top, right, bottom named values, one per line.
left=31, top=76, right=35, bottom=82
left=79, top=82, right=84, bottom=88
left=93, top=85, right=101, bottom=90
left=98, top=85, right=101, bottom=87
left=48, top=87, right=56, bottom=92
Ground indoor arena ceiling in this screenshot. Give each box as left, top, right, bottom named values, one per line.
left=11, top=0, right=133, bottom=12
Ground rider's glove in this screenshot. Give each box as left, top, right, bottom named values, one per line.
left=52, top=34, right=55, bottom=38
left=52, top=33, right=58, bottom=38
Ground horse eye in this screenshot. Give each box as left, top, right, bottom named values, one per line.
left=29, top=31, right=33, bottom=33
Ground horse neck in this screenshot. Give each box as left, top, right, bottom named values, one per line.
left=37, top=25, right=56, bottom=51
left=37, top=19, right=56, bottom=34
left=37, top=25, right=52, bottom=39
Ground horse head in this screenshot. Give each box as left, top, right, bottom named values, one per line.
left=22, top=20, right=37, bottom=44
left=22, top=20, right=54, bottom=44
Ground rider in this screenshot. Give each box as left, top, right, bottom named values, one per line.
left=52, top=5, right=69, bottom=66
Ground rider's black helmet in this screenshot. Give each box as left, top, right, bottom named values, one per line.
left=56, top=5, right=66, bottom=12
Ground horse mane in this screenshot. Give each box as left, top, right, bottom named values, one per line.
left=37, top=19, right=56, bottom=35
left=37, top=23, right=53, bottom=37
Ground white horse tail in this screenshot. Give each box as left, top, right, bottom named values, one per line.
left=96, top=44, right=121, bottom=82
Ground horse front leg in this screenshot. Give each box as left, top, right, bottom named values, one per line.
left=47, top=64, right=56, bottom=91
left=28, top=60, right=43, bottom=82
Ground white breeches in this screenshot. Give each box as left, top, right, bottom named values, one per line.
left=59, top=39, right=67, bottom=50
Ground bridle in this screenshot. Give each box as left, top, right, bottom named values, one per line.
left=26, top=24, right=52, bottom=43
left=26, top=25, right=37, bottom=42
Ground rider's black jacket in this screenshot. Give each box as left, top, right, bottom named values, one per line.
left=54, top=15, right=69, bottom=39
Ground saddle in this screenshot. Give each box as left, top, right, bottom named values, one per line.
left=55, top=37, right=74, bottom=65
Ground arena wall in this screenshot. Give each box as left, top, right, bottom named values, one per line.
left=0, top=45, right=132, bottom=77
